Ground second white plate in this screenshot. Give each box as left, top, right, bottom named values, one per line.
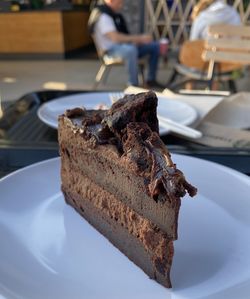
left=37, top=92, right=198, bottom=135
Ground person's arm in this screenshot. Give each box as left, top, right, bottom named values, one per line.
left=190, top=21, right=199, bottom=40
left=97, top=13, right=152, bottom=45
left=105, top=31, right=152, bottom=45
left=190, top=16, right=204, bottom=40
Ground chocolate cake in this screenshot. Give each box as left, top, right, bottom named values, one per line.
left=58, top=91, right=197, bottom=288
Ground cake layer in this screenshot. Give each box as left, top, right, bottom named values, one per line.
left=58, top=91, right=197, bottom=289
left=61, top=155, right=173, bottom=287
left=59, top=116, right=181, bottom=240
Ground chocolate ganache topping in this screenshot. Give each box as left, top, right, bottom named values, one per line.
left=102, top=91, right=159, bottom=138
left=64, top=91, right=197, bottom=201
left=122, top=122, right=197, bottom=202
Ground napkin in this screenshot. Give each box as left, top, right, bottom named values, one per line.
left=196, top=121, right=250, bottom=148
left=204, top=92, right=250, bottom=129
left=124, top=86, right=224, bottom=125
left=196, top=92, right=250, bottom=147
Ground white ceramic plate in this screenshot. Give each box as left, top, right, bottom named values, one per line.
left=37, top=92, right=197, bottom=135
left=1, top=155, right=250, bottom=299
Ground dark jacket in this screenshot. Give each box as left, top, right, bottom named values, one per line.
left=88, top=2, right=129, bottom=35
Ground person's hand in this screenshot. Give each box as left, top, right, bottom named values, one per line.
left=138, top=34, right=153, bottom=44
left=132, top=34, right=152, bottom=45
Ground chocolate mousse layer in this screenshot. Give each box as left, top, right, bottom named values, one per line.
left=61, top=153, right=173, bottom=287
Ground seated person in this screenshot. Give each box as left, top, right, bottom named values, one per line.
left=88, top=0, right=164, bottom=88
left=190, top=0, right=241, bottom=40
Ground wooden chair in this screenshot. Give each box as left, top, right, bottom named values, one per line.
left=168, top=40, right=211, bottom=90
left=202, top=24, right=250, bottom=88
left=92, top=36, right=147, bottom=89
left=168, top=24, right=250, bottom=93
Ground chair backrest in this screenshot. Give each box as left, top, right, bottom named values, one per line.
left=202, top=24, right=250, bottom=78
left=91, top=34, right=107, bottom=61
left=179, top=40, right=207, bottom=70
left=179, top=39, right=240, bottom=74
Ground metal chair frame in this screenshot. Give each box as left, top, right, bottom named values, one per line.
left=167, top=35, right=245, bottom=93
left=92, top=36, right=146, bottom=89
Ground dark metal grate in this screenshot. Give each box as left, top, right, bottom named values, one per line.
left=7, top=110, right=57, bottom=142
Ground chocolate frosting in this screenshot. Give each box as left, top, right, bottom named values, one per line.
left=64, top=91, right=197, bottom=202
left=122, top=122, right=197, bottom=201
left=102, top=91, right=159, bottom=138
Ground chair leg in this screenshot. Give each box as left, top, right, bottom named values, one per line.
left=139, top=65, right=145, bottom=85
left=228, top=79, right=237, bottom=93
left=207, top=78, right=212, bottom=90
left=93, top=64, right=107, bottom=89
left=102, top=66, right=111, bottom=84
left=166, top=69, right=178, bottom=86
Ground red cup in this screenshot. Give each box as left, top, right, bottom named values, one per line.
left=159, top=38, right=169, bottom=56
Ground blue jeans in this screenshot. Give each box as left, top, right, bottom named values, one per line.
left=107, top=41, right=160, bottom=86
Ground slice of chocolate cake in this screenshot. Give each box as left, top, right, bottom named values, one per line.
left=58, top=91, right=197, bottom=288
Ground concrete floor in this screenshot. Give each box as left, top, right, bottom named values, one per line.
left=0, top=58, right=171, bottom=102
left=0, top=55, right=249, bottom=102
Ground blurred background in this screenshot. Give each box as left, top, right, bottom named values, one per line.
left=0, top=0, right=249, bottom=101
